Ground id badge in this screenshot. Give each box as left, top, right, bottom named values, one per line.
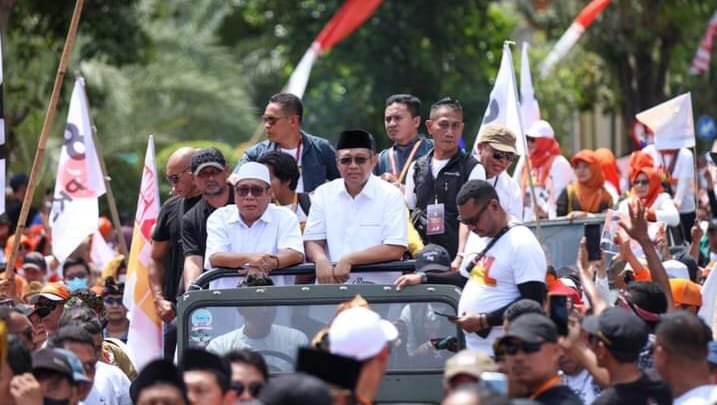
left=426, top=203, right=445, bottom=235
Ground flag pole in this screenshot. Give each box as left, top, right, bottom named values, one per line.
left=91, top=126, right=129, bottom=258
left=5, top=0, right=85, bottom=298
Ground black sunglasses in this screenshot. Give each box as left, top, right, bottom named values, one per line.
left=236, top=186, right=267, bottom=197
left=103, top=296, right=123, bottom=306
left=492, top=150, right=515, bottom=162
left=231, top=381, right=263, bottom=397
left=338, top=156, right=370, bottom=166
left=166, top=167, right=190, bottom=184
left=458, top=202, right=491, bottom=226
left=496, top=340, right=543, bottom=356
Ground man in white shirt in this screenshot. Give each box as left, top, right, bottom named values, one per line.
left=205, top=162, right=304, bottom=289
left=654, top=311, right=717, bottom=404
left=304, top=129, right=408, bottom=284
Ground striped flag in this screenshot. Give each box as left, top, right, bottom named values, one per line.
left=539, top=0, right=613, bottom=77
left=689, top=11, right=717, bottom=75
left=50, top=77, right=106, bottom=262
left=287, top=0, right=383, bottom=98
left=0, top=35, right=5, bottom=215
left=123, top=135, right=162, bottom=369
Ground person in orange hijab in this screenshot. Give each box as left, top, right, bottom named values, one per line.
left=595, top=148, right=622, bottom=201
left=556, top=150, right=613, bottom=218
left=618, top=151, right=680, bottom=226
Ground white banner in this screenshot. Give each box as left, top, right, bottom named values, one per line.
left=636, top=93, right=695, bottom=151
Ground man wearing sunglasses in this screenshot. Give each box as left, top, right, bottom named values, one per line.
left=495, top=313, right=581, bottom=404
left=403, top=97, right=485, bottom=261
left=235, top=92, right=340, bottom=193
left=222, top=349, right=268, bottom=403
left=304, top=129, right=408, bottom=284
left=205, top=162, right=304, bottom=289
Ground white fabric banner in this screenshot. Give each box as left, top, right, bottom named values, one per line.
left=636, top=93, right=695, bottom=150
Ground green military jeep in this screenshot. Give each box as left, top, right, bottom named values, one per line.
left=177, top=263, right=464, bottom=404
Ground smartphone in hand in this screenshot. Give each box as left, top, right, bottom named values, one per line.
left=549, top=294, right=570, bottom=336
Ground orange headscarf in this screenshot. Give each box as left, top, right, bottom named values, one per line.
left=522, top=138, right=562, bottom=188
left=630, top=166, right=663, bottom=208
left=595, top=148, right=621, bottom=195
left=571, top=150, right=609, bottom=213
left=628, top=151, right=654, bottom=178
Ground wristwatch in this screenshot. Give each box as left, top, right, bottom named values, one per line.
left=419, top=272, right=427, bottom=284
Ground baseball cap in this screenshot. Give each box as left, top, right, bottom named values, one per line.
left=55, top=348, right=91, bottom=384
left=443, top=349, right=497, bottom=384
left=708, top=341, right=717, bottom=366
left=476, top=124, right=517, bottom=154
left=232, top=162, right=271, bottom=187
left=22, top=252, right=47, bottom=272
left=581, top=307, right=648, bottom=359
left=415, top=244, right=451, bottom=273
left=32, top=348, right=74, bottom=382
left=130, top=359, right=187, bottom=403
left=669, top=278, right=702, bottom=308
left=258, top=372, right=332, bottom=405
left=525, top=120, right=554, bottom=139
left=662, top=259, right=690, bottom=280
left=329, top=306, right=398, bottom=361
left=29, top=282, right=70, bottom=303
left=497, top=313, right=558, bottom=345
left=191, top=147, right=226, bottom=175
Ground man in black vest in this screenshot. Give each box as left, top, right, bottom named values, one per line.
left=404, top=97, right=485, bottom=258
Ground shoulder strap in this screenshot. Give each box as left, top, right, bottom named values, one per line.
left=297, top=192, right=312, bottom=214
left=462, top=224, right=516, bottom=274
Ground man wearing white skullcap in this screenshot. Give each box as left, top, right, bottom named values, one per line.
left=205, top=161, right=304, bottom=288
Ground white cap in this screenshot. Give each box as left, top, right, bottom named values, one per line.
left=329, top=307, right=398, bottom=361
left=232, top=162, right=271, bottom=186
left=525, top=120, right=554, bottom=139
left=662, top=259, right=690, bottom=280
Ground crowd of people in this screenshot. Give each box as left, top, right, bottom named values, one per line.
left=0, top=91, right=715, bottom=404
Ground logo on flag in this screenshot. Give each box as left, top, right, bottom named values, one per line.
left=123, top=135, right=162, bottom=369
left=50, top=77, right=106, bottom=262
left=636, top=93, right=695, bottom=151
left=473, top=42, right=525, bottom=156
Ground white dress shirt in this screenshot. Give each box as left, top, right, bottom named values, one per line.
left=303, top=175, right=408, bottom=284
left=487, top=172, right=523, bottom=222
left=205, top=203, right=304, bottom=289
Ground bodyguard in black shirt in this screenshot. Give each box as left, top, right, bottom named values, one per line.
left=582, top=307, right=672, bottom=405
left=182, top=147, right=234, bottom=290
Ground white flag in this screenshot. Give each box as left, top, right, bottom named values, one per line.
left=90, top=230, right=117, bottom=272
left=50, top=77, right=106, bottom=262
left=636, top=93, right=695, bottom=151
left=473, top=42, right=526, bottom=156
left=520, top=42, right=540, bottom=131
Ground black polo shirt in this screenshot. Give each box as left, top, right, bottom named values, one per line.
left=181, top=187, right=234, bottom=262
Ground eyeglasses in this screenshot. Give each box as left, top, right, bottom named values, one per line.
left=231, top=381, right=264, bottom=397
left=633, top=179, right=650, bottom=187
left=65, top=273, right=87, bottom=281
left=495, top=339, right=544, bottom=356
left=261, top=115, right=289, bottom=125
left=492, top=150, right=515, bottom=162
left=236, top=186, right=267, bottom=197
left=103, top=296, right=123, bottom=306
left=338, top=156, right=370, bottom=166
left=166, top=167, right=190, bottom=184
left=458, top=202, right=491, bottom=226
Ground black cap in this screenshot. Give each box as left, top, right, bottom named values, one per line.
left=296, top=347, right=362, bottom=391
left=498, top=313, right=558, bottom=344
left=191, top=147, right=226, bottom=175
left=581, top=307, right=648, bottom=359
left=336, top=129, right=375, bottom=151
left=130, top=359, right=188, bottom=403
left=22, top=252, right=47, bottom=272
left=415, top=244, right=451, bottom=273
left=258, top=372, right=332, bottom=405
left=32, top=348, right=73, bottom=382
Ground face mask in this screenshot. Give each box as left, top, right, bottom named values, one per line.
left=66, top=277, right=88, bottom=292
left=44, top=399, right=70, bottom=405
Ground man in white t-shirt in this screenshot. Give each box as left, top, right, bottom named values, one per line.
left=395, top=180, right=546, bottom=354
left=404, top=97, right=485, bottom=261
left=654, top=311, right=717, bottom=404
left=642, top=144, right=696, bottom=239
left=304, top=129, right=407, bottom=285
left=205, top=162, right=304, bottom=289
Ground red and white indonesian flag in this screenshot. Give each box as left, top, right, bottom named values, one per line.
left=539, top=0, right=612, bottom=77
left=123, top=135, right=161, bottom=369
left=50, top=77, right=106, bottom=262
left=286, top=0, right=383, bottom=98
left=636, top=93, right=695, bottom=151
left=520, top=42, right=541, bottom=131
left=689, top=11, right=717, bottom=75
left=473, top=42, right=525, bottom=156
